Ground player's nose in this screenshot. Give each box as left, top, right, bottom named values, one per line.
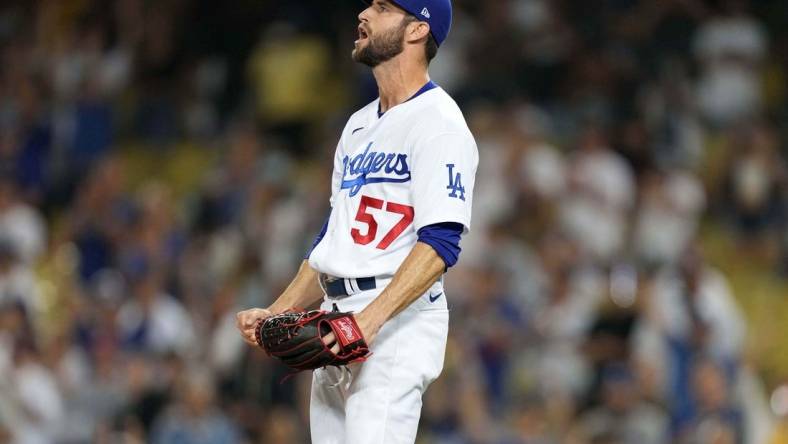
left=358, top=6, right=370, bottom=22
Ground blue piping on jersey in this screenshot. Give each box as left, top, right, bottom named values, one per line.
left=305, top=211, right=331, bottom=260
left=377, top=80, right=438, bottom=118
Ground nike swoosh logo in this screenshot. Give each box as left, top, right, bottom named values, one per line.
left=352, top=127, right=365, bottom=134
left=429, top=292, right=443, bottom=303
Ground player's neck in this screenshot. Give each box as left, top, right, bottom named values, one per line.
left=372, top=58, right=430, bottom=114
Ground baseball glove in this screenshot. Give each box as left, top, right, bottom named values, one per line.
left=254, top=307, right=370, bottom=371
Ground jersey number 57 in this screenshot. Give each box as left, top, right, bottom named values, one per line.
left=350, top=195, right=414, bottom=250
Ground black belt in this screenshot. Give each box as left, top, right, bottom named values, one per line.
left=320, top=274, right=377, bottom=298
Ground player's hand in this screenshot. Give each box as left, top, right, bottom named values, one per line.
left=322, top=332, right=341, bottom=355
left=322, top=312, right=380, bottom=355
left=236, top=307, right=273, bottom=346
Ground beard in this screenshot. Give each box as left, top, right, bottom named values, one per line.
left=352, top=20, right=407, bottom=67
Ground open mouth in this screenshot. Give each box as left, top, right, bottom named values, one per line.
left=356, top=26, right=369, bottom=43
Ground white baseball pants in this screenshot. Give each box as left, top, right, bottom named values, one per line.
left=310, top=285, right=449, bottom=444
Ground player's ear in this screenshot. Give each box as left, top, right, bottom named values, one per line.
left=406, top=20, right=430, bottom=44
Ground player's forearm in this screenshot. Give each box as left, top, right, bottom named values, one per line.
left=268, top=260, right=324, bottom=314
left=358, top=242, right=445, bottom=333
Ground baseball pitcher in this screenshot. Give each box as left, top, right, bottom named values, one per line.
left=237, top=0, right=477, bottom=442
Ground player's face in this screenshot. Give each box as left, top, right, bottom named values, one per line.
left=353, top=0, right=411, bottom=67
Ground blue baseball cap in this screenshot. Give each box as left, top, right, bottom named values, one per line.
left=362, top=0, right=452, bottom=46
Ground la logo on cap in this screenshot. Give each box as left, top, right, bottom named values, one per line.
left=421, top=7, right=430, bottom=18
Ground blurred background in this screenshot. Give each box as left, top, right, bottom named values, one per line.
left=1, top=0, right=788, bottom=443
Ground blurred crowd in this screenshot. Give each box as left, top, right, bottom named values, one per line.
left=1, top=0, right=788, bottom=443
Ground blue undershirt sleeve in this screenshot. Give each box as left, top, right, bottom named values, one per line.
left=304, top=212, right=331, bottom=260
left=416, top=222, right=465, bottom=269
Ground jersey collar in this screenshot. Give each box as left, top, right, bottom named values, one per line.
left=377, top=80, right=438, bottom=118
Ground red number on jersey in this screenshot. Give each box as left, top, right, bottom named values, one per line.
left=376, top=202, right=414, bottom=250
left=350, top=195, right=414, bottom=250
left=350, top=195, right=384, bottom=245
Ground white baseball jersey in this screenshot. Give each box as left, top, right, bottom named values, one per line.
left=308, top=83, right=478, bottom=278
